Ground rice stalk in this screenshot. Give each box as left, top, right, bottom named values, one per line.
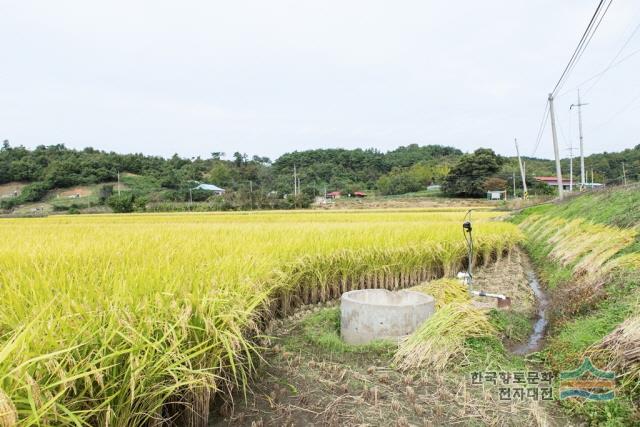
left=394, top=303, right=495, bottom=371
left=587, top=314, right=640, bottom=391
left=0, top=209, right=520, bottom=423
left=411, top=278, right=470, bottom=309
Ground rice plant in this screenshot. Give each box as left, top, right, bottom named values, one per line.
left=410, top=278, right=470, bottom=309
left=0, top=209, right=521, bottom=424
left=394, top=302, right=495, bottom=371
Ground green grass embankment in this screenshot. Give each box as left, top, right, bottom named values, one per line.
left=513, top=187, right=640, bottom=425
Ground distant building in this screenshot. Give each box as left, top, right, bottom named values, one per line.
left=326, top=191, right=341, bottom=199
left=193, top=183, right=225, bottom=195
left=486, top=190, right=506, bottom=201
left=353, top=192, right=367, bottom=198
left=534, top=176, right=602, bottom=191
left=427, top=185, right=441, bottom=191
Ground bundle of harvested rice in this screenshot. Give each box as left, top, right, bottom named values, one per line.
left=0, top=389, right=17, bottom=427
left=411, top=278, right=470, bottom=309
left=394, top=302, right=495, bottom=371
left=587, top=315, right=640, bottom=389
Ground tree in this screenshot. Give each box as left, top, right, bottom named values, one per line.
left=443, top=148, right=503, bottom=197
left=482, top=177, right=507, bottom=191
left=98, top=184, right=114, bottom=204
left=376, top=170, right=422, bottom=195
left=107, top=194, right=135, bottom=213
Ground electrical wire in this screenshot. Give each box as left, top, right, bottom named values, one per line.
left=551, top=0, right=612, bottom=97
left=568, top=0, right=615, bottom=82
left=583, top=20, right=640, bottom=95
left=558, top=46, right=640, bottom=98
left=591, top=89, right=640, bottom=129
left=531, top=101, right=550, bottom=157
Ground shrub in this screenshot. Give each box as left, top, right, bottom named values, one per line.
left=19, top=182, right=49, bottom=202
left=107, top=194, right=135, bottom=213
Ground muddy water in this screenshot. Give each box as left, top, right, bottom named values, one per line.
left=512, top=270, right=549, bottom=355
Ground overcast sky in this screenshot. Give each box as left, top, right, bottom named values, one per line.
left=1, top=1, right=639, bottom=161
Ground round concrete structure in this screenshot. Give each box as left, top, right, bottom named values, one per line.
left=340, top=289, right=435, bottom=345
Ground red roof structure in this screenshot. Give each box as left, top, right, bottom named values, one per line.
left=353, top=192, right=367, bottom=197
left=534, top=176, right=572, bottom=186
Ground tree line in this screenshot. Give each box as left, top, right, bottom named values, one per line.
left=1, top=139, right=639, bottom=211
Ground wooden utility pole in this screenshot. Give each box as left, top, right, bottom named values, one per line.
left=622, top=162, right=627, bottom=186
left=293, top=165, right=298, bottom=196
left=548, top=94, right=564, bottom=199
left=117, top=170, right=121, bottom=196
left=570, top=90, right=588, bottom=190
left=514, top=138, right=528, bottom=198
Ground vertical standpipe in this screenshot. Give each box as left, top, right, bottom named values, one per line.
left=463, top=211, right=473, bottom=294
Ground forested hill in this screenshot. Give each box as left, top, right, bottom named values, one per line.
left=1, top=139, right=639, bottom=210
left=0, top=142, right=464, bottom=196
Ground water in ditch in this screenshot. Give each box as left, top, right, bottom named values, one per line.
left=512, top=269, right=549, bottom=355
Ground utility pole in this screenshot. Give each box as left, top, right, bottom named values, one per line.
left=566, top=146, right=578, bottom=192
left=591, top=168, right=594, bottom=187
left=514, top=138, right=528, bottom=198
left=188, top=188, right=193, bottom=209
left=249, top=180, right=253, bottom=210
left=293, top=165, right=298, bottom=196
left=117, top=170, right=121, bottom=196
left=622, top=162, right=627, bottom=186
left=549, top=94, right=564, bottom=199
left=570, top=90, right=588, bottom=190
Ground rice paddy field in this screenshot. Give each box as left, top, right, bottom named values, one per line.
left=0, top=208, right=523, bottom=426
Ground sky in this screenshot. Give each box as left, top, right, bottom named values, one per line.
left=1, top=1, right=639, bottom=161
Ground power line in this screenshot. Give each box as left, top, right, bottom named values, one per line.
left=558, top=46, right=640, bottom=97
left=592, top=89, right=640, bottom=129
left=531, top=101, right=549, bottom=157
left=584, top=22, right=640, bottom=95
left=572, top=0, right=615, bottom=70
left=551, top=0, right=612, bottom=97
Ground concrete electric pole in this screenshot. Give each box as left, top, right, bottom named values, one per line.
left=548, top=94, right=564, bottom=199
left=566, top=146, right=578, bottom=192
left=514, top=138, right=528, bottom=198
left=570, top=90, right=588, bottom=190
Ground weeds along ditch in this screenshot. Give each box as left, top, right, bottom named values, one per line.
left=513, top=189, right=640, bottom=426
left=0, top=209, right=522, bottom=425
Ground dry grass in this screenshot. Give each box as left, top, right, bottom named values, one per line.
left=587, top=314, right=640, bottom=391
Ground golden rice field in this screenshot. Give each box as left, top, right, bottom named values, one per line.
left=0, top=209, right=522, bottom=426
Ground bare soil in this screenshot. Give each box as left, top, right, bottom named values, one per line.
left=0, top=181, right=27, bottom=198
left=314, top=196, right=495, bottom=210
left=59, top=187, right=93, bottom=197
